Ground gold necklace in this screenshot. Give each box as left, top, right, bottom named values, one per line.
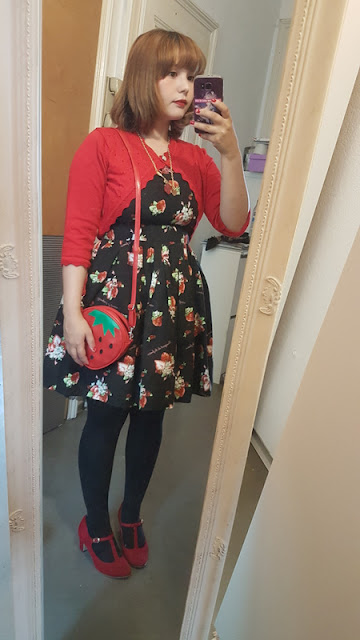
left=137, top=133, right=180, bottom=196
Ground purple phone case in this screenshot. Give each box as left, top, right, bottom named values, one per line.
left=194, top=76, right=223, bottom=131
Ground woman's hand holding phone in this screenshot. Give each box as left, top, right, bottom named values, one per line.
left=192, top=85, right=248, bottom=233
left=192, top=100, right=240, bottom=159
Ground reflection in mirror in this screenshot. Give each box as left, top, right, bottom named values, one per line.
left=42, top=1, right=293, bottom=638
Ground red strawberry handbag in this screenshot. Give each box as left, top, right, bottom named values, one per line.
left=82, top=130, right=141, bottom=370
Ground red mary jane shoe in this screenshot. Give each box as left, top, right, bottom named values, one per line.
left=78, top=516, right=131, bottom=579
left=118, top=506, right=149, bottom=569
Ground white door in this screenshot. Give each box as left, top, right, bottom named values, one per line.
left=137, top=0, right=218, bottom=64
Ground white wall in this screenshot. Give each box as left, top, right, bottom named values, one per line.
left=280, top=0, right=295, bottom=18
left=253, top=70, right=360, bottom=457
left=196, top=0, right=283, bottom=152
left=191, top=0, right=284, bottom=257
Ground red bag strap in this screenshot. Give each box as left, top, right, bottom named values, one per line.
left=117, top=130, right=141, bottom=331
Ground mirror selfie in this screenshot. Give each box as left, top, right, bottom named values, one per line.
left=41, top=1, right=292, bottom=638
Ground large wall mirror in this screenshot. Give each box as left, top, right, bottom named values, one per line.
left=0, top=0, right=359, bottom=639
left=41, top=2, right=294, bottom=638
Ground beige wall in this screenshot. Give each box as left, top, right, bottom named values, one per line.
left=42, top=0, right=102, bottom=235
left=216, top=80, right=360, bottom=637
left=254, top=70, right=360, bottom=457
left=217, top=225, right=360, bottom=639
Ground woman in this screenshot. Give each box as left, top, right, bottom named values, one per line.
left=44, top=29, right=249, bottom=578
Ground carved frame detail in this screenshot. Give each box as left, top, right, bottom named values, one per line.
left=9, top=510, right=25, bottom=533
left=259, top=276, right=282, bottom=315
left=210, top=537, right=227, bottom=561
left=0, top=245, right=19, bottom=279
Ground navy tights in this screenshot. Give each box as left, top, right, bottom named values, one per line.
left=78, top=399, right=164, bottom=557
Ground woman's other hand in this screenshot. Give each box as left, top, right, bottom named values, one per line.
left=63, top=310, right=95, bottom=367
left=62, top=264, right=94, bottom=366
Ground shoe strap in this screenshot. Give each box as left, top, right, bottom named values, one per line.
left=91, top=533, right=121, bottom=562
left=120, top=519, right=143, bottom=529
left=91, top=533, right=114, bottom=544
left=121, top=519, right=143, bottom=549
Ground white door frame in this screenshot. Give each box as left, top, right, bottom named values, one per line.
left=89, top=0, right=133, bottom=130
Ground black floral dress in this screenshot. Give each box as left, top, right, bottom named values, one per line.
left=43, top=170, right=213, bottom=410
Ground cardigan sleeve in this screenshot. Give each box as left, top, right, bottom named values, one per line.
left=199, top=147, right=250, bottom=237
left=61, top=129, right=108, bottom=268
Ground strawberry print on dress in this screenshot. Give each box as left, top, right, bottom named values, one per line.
left=44, top=171, right=213, bottom=410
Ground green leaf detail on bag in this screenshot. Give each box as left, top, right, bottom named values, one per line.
left=88, top=309, right=120, bottom=337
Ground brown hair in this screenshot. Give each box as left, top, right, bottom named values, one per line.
left=110, top=29, right=206, bottom=139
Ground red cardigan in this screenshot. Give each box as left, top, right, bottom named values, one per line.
left=61, top=128, right=249, bottom=268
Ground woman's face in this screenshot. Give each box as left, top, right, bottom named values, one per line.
left=157, top=67, right=194, bottom=122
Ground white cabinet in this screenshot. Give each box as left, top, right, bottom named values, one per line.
left=199, top=170, right=262, bottom=384
left=200, top=243, right=248, bottom=384
left=221, top=254, right=247, bottom=374
left=199, top=169, right=263, bottom=383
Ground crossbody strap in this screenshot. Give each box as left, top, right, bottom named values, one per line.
left=117, top=130, right=141, bottom=332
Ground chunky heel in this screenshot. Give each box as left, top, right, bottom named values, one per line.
left=78, top=516, right=131, bottom=578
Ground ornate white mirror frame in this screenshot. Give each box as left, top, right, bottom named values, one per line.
left=0, top=1, right=359, bottom=638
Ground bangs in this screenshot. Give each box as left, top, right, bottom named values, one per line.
left=157, top=32, right=206, bottom=77
left=110, top=29, right=207, bottom=139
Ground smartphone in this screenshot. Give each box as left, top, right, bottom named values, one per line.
left=194, top=75, right=223, bottom=133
